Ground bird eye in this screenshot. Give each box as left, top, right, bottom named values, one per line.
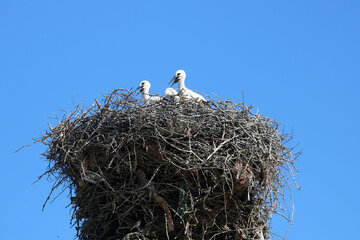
left=177, top=73, right=181, bottom=76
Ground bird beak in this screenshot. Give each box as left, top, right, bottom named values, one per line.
left=169, top=75, right=178, bottom=86
left=135, top=86, right=143, bottom=93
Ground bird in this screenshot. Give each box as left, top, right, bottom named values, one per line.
left=136, top=80, right=162, bottom=105
left=169, top=70, right=206, bottom=102
left=164, top=87, right=180, bottom=103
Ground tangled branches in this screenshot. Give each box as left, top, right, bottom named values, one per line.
left=37, top=89, right=299, bottom=240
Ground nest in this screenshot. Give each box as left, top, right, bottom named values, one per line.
left=38, top=89, right=298, bottom=240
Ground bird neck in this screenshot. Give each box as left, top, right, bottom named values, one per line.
left=142, top=89, right=150, bottom=101
left=178, top=79, right=186, bottom=91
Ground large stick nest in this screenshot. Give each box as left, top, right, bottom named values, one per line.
left=38, top=89, right=298, bottom=240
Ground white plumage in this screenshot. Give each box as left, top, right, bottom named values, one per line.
left=169, top=70, right=206, bottom=102
left=136, top=80, right=162, bottom=105
left=164, top=87, right=180, bottom=103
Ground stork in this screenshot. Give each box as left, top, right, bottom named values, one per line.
left=164, top=87, right=180, bottom=103
left=169, top=70, right=206, bottom=102
left=136, top=80, right=162, bottom=105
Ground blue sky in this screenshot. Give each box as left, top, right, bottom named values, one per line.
left=1, top=1, right=359, bottom=239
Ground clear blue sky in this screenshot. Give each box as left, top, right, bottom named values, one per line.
left=1, top=1, right=359, bottom=239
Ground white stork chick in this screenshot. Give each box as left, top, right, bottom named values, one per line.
left=164, top=87, right=180, bottom=103
left=136, top=80, right=162, bottom=105
left=169, top=70, right=206, bottom=102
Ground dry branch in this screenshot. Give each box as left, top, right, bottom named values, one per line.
left=37, top=89, right=299, bottom=240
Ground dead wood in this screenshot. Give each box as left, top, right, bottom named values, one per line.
left=37, top=89, right=299, bottom=240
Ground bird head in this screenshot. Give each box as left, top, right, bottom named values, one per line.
left=136, top=80, right=151, bottom=93
left=169, top=70, right=186, bottom=86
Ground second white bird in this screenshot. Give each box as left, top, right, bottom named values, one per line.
left=164, top=87, right=180, bottom=103
left=136, top=80, right=162, bottom=105
left=169, top=70, right=206, bottom=102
